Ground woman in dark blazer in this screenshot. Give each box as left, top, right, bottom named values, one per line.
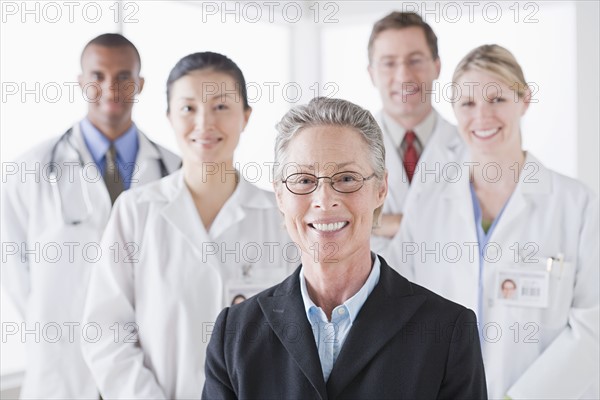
left=202, top=97, right=487, bottom=399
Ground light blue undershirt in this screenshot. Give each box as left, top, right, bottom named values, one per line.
left=80, top=118, right=139, bottom=190
left=299, top=254, right=381, bottom=382
left=469, top=183, right=511, bottom=324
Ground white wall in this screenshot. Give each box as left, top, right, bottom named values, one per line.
left=576, top=1, right=600, bottom=195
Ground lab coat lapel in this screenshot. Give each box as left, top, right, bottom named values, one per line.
left=70, top=123, right=95, bottom=165
left=326, top=259, right=426, bottom=398
left=208, top=178, right=247, bottom=239
left=257, top=270, right=328, bottom=400
left=421, top=114, right=463, bottom=166
left=70, top=123, right=112, bottom=213
left=376, top=111, right=408, bottom=214
left=133, top=131, right=163, bottom=187
left=161, top=172, right=213, bottom=255
left=489, top=153, right=552, bottom=243
left=443, top=159, right=475, bottom=227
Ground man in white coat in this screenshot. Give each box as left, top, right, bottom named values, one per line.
left=1, top=33, right=180, bottom=399
left=367, top=12, right=463, bottom=249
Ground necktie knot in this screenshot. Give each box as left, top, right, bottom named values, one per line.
left=404, top=130, right=416, bottom=145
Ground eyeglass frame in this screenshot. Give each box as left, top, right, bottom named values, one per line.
left=281, top=171, right=377, bottom=195
left=374, top=54, right=434, bottom=73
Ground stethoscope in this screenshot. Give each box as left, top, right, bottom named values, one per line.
left=49, top=127, right=171, bottom=225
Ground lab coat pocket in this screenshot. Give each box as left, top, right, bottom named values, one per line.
left=511, top=256, right=575, bottom=330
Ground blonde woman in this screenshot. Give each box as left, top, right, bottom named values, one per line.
left=397, top=45, right=599, bottom=398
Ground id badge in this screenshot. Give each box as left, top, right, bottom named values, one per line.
left=495, top=268, right=549, bottom=308
left=224, top=264, right=286, bottom=307
left=225, top=282, right=270, bottom=306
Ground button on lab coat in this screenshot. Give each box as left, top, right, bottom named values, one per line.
left=392, top=152, right=599, bottom=399
left=0, top=123, right=180, bottom=399
left=81, top=170, right=295, bottom=399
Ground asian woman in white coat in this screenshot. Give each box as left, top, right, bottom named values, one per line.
left=395, top=45, right=599, bottom=399
left=81, top=52, right=295, bottom=399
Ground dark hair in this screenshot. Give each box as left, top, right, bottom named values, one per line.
left=81, top=33, right=141, bottom=72
left=166, top=52, right=250, bottom=113
left=368, top=12, right=439, bottom=64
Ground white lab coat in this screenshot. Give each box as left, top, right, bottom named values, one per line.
left=371, top=110, right=464, bottom=253
left=81, top=169, right=295, bottom=399
left=0, top=123, right=180, bottom=399
left=392, top=152, right=599, bottom=399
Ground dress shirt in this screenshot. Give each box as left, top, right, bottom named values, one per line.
left=299, top=254, right=381, bottom=381
left=80, top=118, right=139, bottom=190
left=381, top=109, right=437, bottom=154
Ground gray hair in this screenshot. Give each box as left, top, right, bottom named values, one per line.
left=274, top=97, right=386, bottom=182
left=274, top=97, right=387, bottom=226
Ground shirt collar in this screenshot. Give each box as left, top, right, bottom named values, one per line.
left=382, top=109, right=437, bottom=149
left=80, top=118, right=139, bottom=165
left=299, top=253, right=381, bottom=324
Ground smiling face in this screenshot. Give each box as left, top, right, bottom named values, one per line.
left=368, top=27, right=441, bottom=127
left=275, top=125, right=387, bottom=265
left=79, top=44, right=144, bottom=134
left=453, top=69, right=529, bottom=158
left=501, top=279, right=517, bottom=299
left=167, top=70, right=251, bottom=166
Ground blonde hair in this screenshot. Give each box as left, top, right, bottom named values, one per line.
left=453, top=44, right=529, bottom=98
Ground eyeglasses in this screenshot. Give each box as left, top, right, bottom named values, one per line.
left=375, top=55, right=432, bottom=73
left=282, top=171, right=376, bottom=195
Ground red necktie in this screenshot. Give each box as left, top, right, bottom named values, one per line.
left=403, top=130, right=418, bottom=184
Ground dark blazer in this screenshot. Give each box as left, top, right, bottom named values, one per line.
left=203, top=256, right=487, bottom=399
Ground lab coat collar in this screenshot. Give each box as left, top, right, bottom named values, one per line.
left=133, top=129, right=166, bottom=187
left=431, top=112, right=463, bottom=154
left=136, top=129, right=163, bottom=161
left=138, top=169, right=277, bottom=207
left=487, top=152, right=552, bottom=243
left=228, top=174, right=278, bottom=210
left=71, top=121, right=163, bottom=186
left=375, top=109, right=463, bottom=155
left=443, top=151, right=551, bottom=198
left=158, top=170, right=277, bottom=250
left=519, top=152, right=552, bottom=195
left=70, top=123, right=96, bottom=165
left=442, top=151, right=553, bottom=243
left=380, top=109, right=437, bottom=149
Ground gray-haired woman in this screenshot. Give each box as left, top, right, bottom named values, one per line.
left=203, top=97, right=487, bottom=399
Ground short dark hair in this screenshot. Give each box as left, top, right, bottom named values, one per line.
left=166, top=52, right=250, bottom=113
left=81, top=33, right=141, bottom=72
left=368, top=12, right=439, bottom=64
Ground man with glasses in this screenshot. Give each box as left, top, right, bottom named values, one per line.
left=367, top=12, right=464, bottom=246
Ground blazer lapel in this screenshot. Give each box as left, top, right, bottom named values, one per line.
left=326, top=259, right=426, bottom=398
left=257, top=270, right=328, bottom=400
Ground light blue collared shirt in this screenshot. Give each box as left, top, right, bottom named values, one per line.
left=299, top=254, right=381, bottom=382
left=80, top=118, right=139, bottom=190
left=469, top=183, right=511, bottom=323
